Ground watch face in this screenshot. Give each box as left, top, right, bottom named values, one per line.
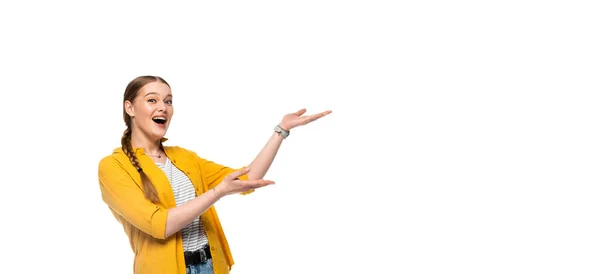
left=274, top=125, right=288, bottom=137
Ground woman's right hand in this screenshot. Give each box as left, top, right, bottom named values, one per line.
left=214, top=167, right=274, bottom=198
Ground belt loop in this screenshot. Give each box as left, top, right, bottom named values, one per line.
left=199, top=249, right=207, bottom=263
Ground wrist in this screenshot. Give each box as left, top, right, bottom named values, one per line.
left=274, top=124, right=290, bottom=138
left=278, top=123, right=291, bottom=131
left=213, top=185, right=225, bottom=200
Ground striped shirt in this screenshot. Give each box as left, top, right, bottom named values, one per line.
left=155, top=158, right=208, bottom=252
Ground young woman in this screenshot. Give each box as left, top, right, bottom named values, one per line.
left=98, top=75, right=331, bottom=274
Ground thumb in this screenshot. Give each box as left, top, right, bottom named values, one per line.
left=227, top=167, right=250, bottom=180
left=294, top=108, right=307, bottom=116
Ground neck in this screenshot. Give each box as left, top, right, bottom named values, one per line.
left=130, top=130, right=162, bottom=155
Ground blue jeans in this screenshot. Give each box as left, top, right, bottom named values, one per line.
left=186, top=258, right=213, bottom=274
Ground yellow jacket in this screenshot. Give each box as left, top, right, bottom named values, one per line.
left=98, top=141, right=252, bottom=274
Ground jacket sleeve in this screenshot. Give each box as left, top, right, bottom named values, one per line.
left=98, top=156, right=169, bottom=239
left=189, top=151, right=254, bottom=195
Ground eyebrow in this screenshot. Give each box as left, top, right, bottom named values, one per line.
left=144, top=92, right=172, bottom=97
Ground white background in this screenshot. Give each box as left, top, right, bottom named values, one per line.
left=1, top=1, right=599, bottom=273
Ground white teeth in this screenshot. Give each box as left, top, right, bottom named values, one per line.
left=153, top=117, right=166, bottom=121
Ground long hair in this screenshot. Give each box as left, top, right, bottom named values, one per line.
left=121, top=76, right=170, bottom=204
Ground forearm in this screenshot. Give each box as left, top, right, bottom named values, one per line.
left=247, top=132, right=284, bottom=180
left=164, top=188, right=222, bottom=238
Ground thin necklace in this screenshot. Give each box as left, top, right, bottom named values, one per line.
left=146, top=152, right=162, bottom=158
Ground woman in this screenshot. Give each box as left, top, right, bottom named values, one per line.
left=98, top=75, right=331, bottom=274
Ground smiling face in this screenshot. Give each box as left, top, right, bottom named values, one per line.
left=123, top=79, right=174, bottom=142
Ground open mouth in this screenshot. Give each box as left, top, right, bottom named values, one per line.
left=152, top=117, right=167, bottom=125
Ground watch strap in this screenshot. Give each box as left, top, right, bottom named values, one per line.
left=274, top=125, right=290, bottom=138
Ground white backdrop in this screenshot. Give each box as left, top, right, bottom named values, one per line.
left=1, top=1, right=599, bottom=273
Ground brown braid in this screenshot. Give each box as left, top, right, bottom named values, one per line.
left=121, top=127, right=160, bottom=204
left=121, top=75, right=171, bottom=204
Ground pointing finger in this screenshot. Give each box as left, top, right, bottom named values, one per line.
left=301, top=111, right=331, bottom=124
left=244, top=179, right=275, bottom=189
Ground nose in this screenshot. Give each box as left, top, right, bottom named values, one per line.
left=157, top=101, right=166, bottom=112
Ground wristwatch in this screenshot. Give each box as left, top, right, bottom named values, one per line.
left=274, top=125, right=290, bottom=138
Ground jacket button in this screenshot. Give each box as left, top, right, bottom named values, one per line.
left=211, top=246, right=215, bottom=251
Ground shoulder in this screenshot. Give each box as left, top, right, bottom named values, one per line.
left=98, top=147, right=129, bottom=172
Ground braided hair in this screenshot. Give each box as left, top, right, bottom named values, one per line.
left=121, top=75, right=170, bottom=204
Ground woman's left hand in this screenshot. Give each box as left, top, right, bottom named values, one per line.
left=279, top=108, right=332, bottom=130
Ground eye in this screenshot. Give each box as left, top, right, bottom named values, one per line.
left=148, top=98, right=157, bottom=103
left=165, top=99, right=173, bottom=105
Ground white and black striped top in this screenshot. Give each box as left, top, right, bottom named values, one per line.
left=156, top=158, right=208, bottom=252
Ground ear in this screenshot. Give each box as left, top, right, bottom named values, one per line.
left=124, top=100, right=135, bottom=117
